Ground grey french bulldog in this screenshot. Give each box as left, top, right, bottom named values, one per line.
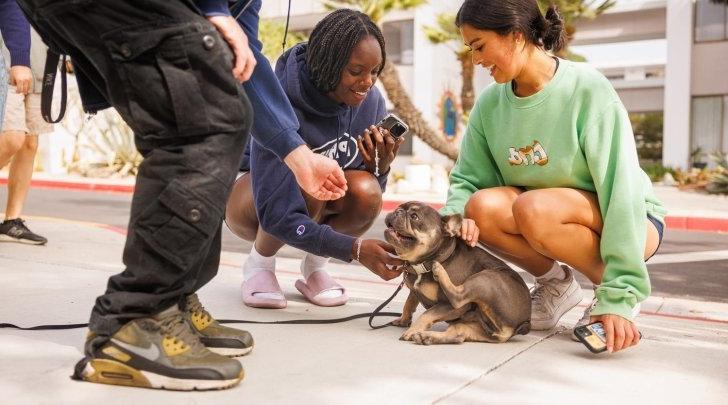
left=384, top=201, right=531, bottom=345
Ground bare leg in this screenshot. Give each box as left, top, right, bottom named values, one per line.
left=391, top=290, right=418, bottom=327
left=5, top=135, right=38, bottom=220
left=320, top=170, right=381, bottom=236
left=465, top=187, right=554, bottom=275
left=400, top=303, right=470, bottom=341
left=224, top=170, right=381, bottom=255
left=0, top=131, right=25, bottom=170
left=465, top=187, right=660, bottom=284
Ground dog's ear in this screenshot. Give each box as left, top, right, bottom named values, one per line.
left=442, top=214, right=463, bottom=238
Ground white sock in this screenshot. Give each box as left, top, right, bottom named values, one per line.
left=243, top=245, right=283, bottom=300
left=537, top=261, right=566, bottom=281
left=301, top=253, right=341, bottom=299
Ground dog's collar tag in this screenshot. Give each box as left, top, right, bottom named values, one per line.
left=411, top=263, right=430, bottom=274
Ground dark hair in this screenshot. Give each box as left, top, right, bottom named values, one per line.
left=306, top=9, right=386, bottom=93
left=456, top=0, right=565, bottom=53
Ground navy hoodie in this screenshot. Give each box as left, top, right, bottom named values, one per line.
left=241, top=43, right=388, bottom=261
left=0, top=0, right=30, bottom=67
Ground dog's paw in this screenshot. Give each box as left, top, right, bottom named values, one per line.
left=400, top=328, right=419, bottom=341
left=391, top=316, right=412, bottom=327
left=431, top=262, right=446, bottom=281
left=412, top=332, right=435, bottom=345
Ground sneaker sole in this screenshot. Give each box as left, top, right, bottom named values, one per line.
left=80, top=359, right=244, bottom=391
left=0, top=234, right=46, bottom=245
left=208, top=345, right=254, bottom=357
left=531, top=287, right=584, bottom=331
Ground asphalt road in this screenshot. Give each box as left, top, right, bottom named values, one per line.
left=4, top=186, right=728, bottom=303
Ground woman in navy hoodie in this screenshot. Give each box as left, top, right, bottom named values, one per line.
left=226, top=9, right=404, bottom=308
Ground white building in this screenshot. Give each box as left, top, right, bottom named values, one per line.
left=572, top=0, right=728, bottom=169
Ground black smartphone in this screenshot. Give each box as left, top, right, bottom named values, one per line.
left=574, top=321, right=643, bottom=354
left=376, top=113, right=409, bottom=138
left=574, top=322, right=608, bottom=353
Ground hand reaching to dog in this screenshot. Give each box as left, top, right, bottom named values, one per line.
left=357, top=125, right=403, bottom=176
left=589, top=314, right=641, bottom=353
left=355, top=239, right=404, bottom=281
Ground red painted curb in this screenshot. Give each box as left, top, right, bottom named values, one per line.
left=4, top=177, right=728, bottom=233
left=664, top=216, right=728, bottom=233
left=0, top=177, right=134, bottom=194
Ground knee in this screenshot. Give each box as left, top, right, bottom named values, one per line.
left=224, top=180, right=258, bottom=241
left=1, top=132, right=25, bottom=154
left=347, top=172, right=382, bottom=221
left=464, top=189, right=510, bottom=234
left=22, top=136, right=38, bottom=153
left=224, top=207, right=258, bottom=241
left=512, top=191, right=554, bottom=246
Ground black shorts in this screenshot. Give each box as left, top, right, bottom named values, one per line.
left=646, top=214, right=665, bottom=261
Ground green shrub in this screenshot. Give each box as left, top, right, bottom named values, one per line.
left=706, top=152, right=728, bottom=195
left=641, top=163, right=674, bottom=182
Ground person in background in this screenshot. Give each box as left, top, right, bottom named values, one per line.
left=226, top=8, right=404, bottom=309
left=0, top=27, right=52, bottom=245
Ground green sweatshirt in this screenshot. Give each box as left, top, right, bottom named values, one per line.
left=442, top=59, right=667, bottom=320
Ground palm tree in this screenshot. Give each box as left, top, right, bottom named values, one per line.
left=322, top=0, right=460, bottom=160
left=422, top=13, right=475, bottom=117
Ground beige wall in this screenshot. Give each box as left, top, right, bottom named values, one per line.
left=692, top=41, right=728, bottom=96
left=616, top=87, right=665, bottom=112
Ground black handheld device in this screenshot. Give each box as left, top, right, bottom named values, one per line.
left=574, top=322, right=609, bottom=353
left=376, top=114, right=409, bottom=138
left=574, top=321, right=643, bottom=353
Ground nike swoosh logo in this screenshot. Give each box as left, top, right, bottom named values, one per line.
left=111, top=339, right=160, bottom=361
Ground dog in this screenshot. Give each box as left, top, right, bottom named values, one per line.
left=384, top=202, right=531, bottom=345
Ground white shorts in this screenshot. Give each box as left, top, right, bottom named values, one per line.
left=1, top=86, right=53, bottom=135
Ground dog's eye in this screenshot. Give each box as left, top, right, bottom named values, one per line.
left=410, top=213, right=419, bottom=221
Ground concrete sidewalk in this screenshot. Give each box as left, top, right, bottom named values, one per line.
left=1, top=218, right=727, bottom=404
left=3, top=172, right=728, bottom=232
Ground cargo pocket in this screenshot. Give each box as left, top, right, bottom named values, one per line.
left=103, top=23, right=245, bottom=140
left=136, top=179, right=222, bottom=271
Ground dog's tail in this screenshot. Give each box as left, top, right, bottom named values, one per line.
left=515, top=321, right=531, bottom=335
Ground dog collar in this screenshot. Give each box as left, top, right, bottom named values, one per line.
left=407, top=239, right=458, bottom=275
left=410, top=263, right=430, bottom=274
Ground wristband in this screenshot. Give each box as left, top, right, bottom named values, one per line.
left=355, top=238, right=363, bottom=262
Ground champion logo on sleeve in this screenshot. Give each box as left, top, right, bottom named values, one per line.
left=296, top=225, right=306, bottom=236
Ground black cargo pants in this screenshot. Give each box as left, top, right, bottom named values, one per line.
left=16, top=0, right=252, bottom=342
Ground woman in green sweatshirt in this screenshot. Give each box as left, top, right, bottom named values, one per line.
left=443, top=0, right=667, bottom=353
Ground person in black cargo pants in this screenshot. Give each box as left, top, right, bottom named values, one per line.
left=15, top=0, right=261, bottom=390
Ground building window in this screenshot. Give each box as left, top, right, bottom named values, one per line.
left=383, top=20, right=414, bottom=65
left=695, top=0, right=728, bottom=42
left=691, top=96, right=728, bottom=167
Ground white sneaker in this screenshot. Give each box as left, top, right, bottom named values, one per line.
left=571, top=294, right=642, bottom=341
left=571, top=295, right=597, bottom=341
left=530, top=265, right=583, bottom=330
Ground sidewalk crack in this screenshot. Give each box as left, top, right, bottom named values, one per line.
left=431, top=328, right=562, bottom=405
